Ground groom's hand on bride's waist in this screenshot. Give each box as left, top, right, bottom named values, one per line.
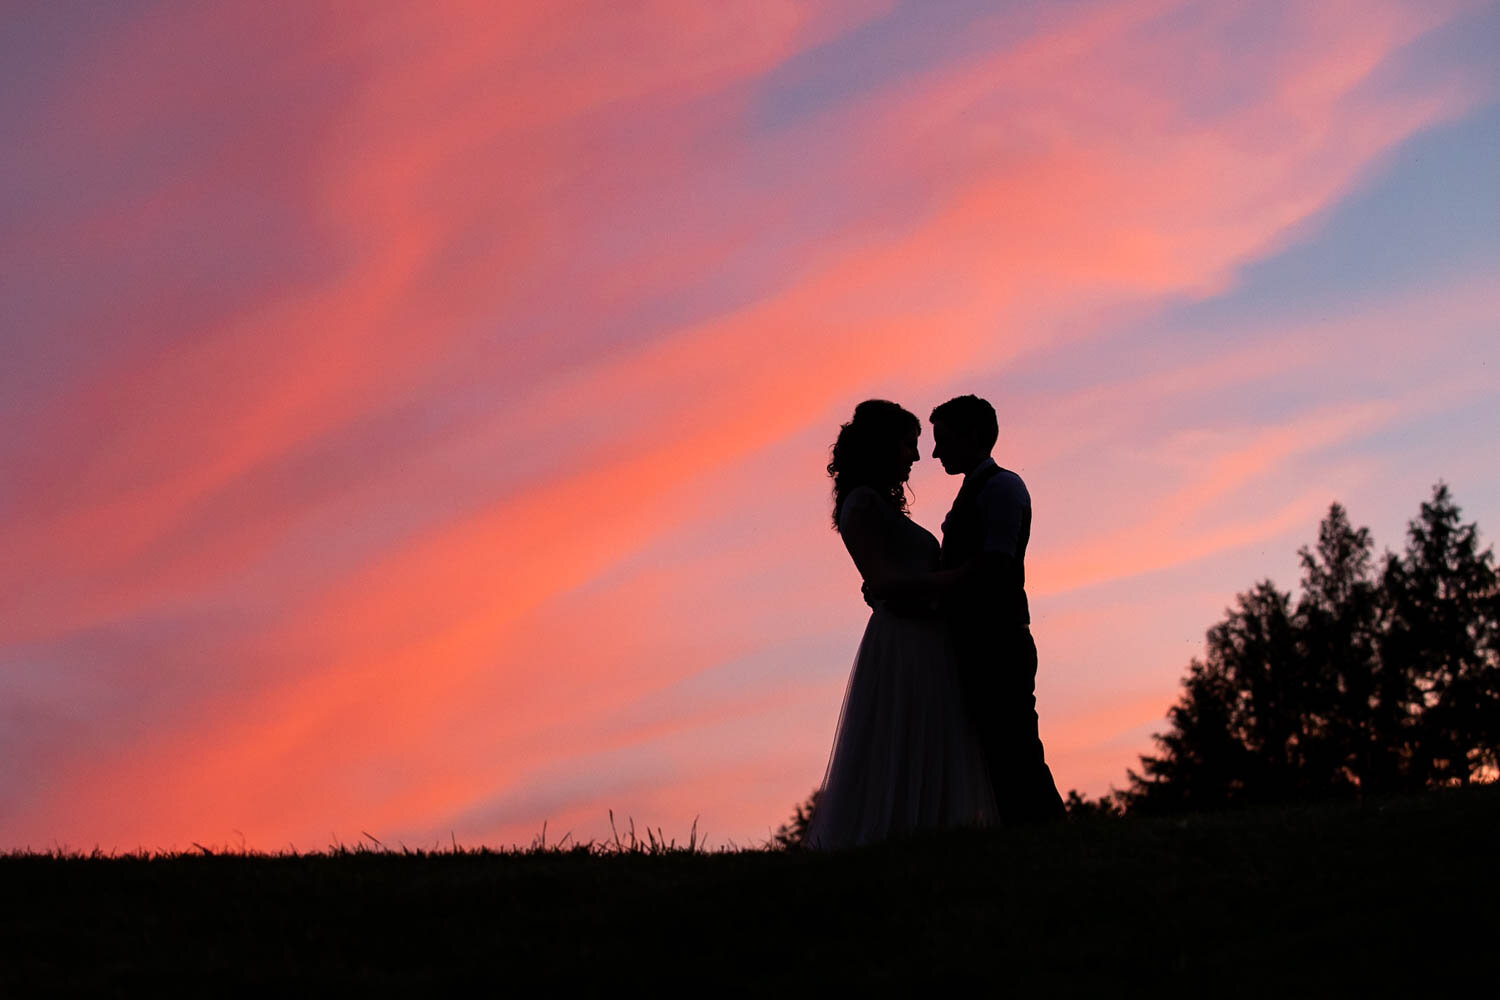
left=863, top=582, right=940, bottom=618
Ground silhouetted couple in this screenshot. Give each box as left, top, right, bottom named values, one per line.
left=805, top=396, right=1065, bottom=850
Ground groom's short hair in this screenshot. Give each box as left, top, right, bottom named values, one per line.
left=930, top=395, right=998, bottom=450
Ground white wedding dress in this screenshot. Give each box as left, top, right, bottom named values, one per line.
left=805, top=486, right=999, bottom=850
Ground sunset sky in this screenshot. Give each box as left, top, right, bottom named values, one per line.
left=3, top=0, right=1498, bottom=852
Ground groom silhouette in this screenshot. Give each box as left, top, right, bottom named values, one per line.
left=930, top=395, right=1065, bottom=824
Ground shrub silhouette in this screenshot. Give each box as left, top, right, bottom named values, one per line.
left=773, top=789, right=820, bottom=849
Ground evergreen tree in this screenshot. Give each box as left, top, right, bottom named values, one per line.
left=1295, top=503, right=1378, bottom=791
left=1381, top=484, right=1500, bottom=785
left=1127, top=581, right=1300, bottom=812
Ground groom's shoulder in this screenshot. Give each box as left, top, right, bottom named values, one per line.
left=982, top=466, right=1031, bottom=507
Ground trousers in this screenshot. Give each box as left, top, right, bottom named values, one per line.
left=953, top=625, right=1065, bottom=824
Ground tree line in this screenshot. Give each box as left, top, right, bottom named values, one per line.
left=1123, top=483, right=1500, bottom=814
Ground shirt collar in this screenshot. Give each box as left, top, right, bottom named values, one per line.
left=964, top=456, right=998, bottom=482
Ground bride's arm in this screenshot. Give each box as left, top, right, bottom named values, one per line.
left=866, top=549, right=1025, bottom=603
left=863, top=562, right=974, bottom=602
left=881, top=551, right=1021, bottom=604
left=838, top=488, right=910, bottom=591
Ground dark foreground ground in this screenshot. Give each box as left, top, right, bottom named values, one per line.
left=4, top=786, right=1497, bottom=993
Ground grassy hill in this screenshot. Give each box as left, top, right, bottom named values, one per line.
left=4, top=786, right=1496, bottom=991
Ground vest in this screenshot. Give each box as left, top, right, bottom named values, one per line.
left=940, top=463, right=1031, bottom=626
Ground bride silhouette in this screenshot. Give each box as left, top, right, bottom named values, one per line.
left=804, top=400, right=998, bottom=850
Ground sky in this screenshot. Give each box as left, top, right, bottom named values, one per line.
left=2, top=0, right=1498, bottom=852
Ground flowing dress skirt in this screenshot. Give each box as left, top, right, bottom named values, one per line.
left=805, top=607, right=998, bottom=850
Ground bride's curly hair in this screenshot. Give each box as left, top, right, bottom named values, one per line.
left=828, top=399, right=920, bottom=529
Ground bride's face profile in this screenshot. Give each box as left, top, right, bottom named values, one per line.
left=895, top=430, right=920, bottom=482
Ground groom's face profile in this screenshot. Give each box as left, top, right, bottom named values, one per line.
left=930, top=419, right=984, bottom=476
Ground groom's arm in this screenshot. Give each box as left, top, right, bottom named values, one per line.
left=863, top=563, right=973, bottom=612
left=861, top=577, right=953, bottom=616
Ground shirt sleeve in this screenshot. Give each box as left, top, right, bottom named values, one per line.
left=978, top=471, right=1030, bottom=557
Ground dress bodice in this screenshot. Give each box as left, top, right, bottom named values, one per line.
left=838, top=486, right=940, bottom=577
